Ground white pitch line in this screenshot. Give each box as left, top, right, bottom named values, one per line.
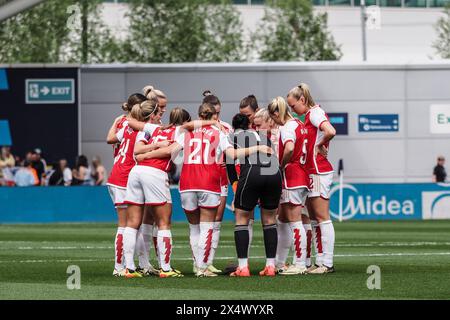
left=1, top=252, right=450, bottom=264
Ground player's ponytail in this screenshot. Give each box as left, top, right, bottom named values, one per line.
left=122, top=93, right=147, bottom=112
left=288, top=83, right=315, bottom=108
left=162, top=107, right=192, bottom=129
left=198, top=102, right=217, bottom=120
left=130, top=99, right=159, bottom=122
left=268, top=96, right=291, bottom=123
left=202, top=90, right=221, bottom=107
left=143, top=85, right=167, bottom=101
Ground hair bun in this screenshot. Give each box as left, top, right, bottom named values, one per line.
left=202, top=90, right=212, bottom=97
left=121, top=102, right=129, bottom=111
left=143, top=85, right=154, bottom=96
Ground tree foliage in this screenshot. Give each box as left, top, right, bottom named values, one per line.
left=123, top=0, right=245, bottom=63
left=253, top=0, right=342, bottom=61
left=0, top=0, right=121, bottom=63
left=433, top=4, right=450, bottom=59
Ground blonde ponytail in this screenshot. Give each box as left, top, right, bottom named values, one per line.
left=130, top=100, right=159, bottom=122
left=268, top=96, right=291, bottom=123
left=288, top=82, right=316, bottom=108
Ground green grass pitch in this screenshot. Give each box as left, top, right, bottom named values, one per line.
left=0, top=220, right=449, bottom=300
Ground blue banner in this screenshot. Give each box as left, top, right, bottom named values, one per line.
left=328, top=113, right=348, bottom=135
left=359, top=114, right=399, bottom=132
left=0, top=120, right=12, bottom=146
left=0, top=69, right=8, bottom=90
left=329, top=183, right=450, bottom=220
left=1, top=184, right=449, bottom=223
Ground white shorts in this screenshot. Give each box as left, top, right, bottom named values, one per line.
left=220, top=185, right=228, bottom=197
left=124, top=166, right=172, bottom=206
left=107, top=185, right=127, bottom=209
left=280, top=188, right=308, bottom=206
left=308, top=173, right=333, bottom=199
left=181, top=191, right=221, bottom=212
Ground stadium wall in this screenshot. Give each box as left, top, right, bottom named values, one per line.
left=80, top=62, right=450, bottom=183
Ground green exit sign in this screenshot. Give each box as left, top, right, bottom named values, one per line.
left=26, top=79, right=75, bottom=104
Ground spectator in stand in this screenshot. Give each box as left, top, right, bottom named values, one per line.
left=14, top=160, right=39, bottom=187
left=60, top=159, right=72, bottom=186
left=30, top=150, right=46, bottom=185
left=72, top=155, right=93, bottom=186
left=0, top=146, right=16, bottom=185
left=433, top=156, right=447, bottom=183
left=48, top=161, right=64, bottom=186
left=91, top=156, right=106, bottom=186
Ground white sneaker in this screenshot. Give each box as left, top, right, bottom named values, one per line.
left=308, top=265, right=335, bottom=274
left=113, top=268, right=126, bottom=277
left=306, top=264, right=319, bottom=273
left=193, top=263, right=198, bottom=274
left=196, top=268, right=218, bottom=277
left=207, top=265, right=222, bottom=274
left=278, top=265, right=307, bottom=275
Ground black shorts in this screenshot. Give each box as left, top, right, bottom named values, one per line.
left=234, top=165, right=282, bottom=212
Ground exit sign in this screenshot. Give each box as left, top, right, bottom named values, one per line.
left=26, top=79, right=75, bottom=104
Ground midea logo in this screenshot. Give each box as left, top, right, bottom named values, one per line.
left=329, top=184, right=415, bottom=221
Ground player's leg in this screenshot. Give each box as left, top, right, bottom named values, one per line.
left=135, top=206, right=158, bottom=275
left=196, top=205, right=218, bottom=277
left=153, top=203, right=182, bottom=277
left=108, top=185, right=127, bottom=276
left=123, top=204, right=144, bottom=278
left=181, top=191, right=200, bottom=273
left=248, top=209, right=254, bottom=257
left=231, top=208, right=251, bottom=277
left=259, top=169, right=282, bottom=276
left=277, top=188, right=308, bottom=275
left=207, top=191, right=227, bottom=274
left=113, top=206, right=127, bottom=276
left=300, top=208, right=313, bottom=268
left=308, top=173, right=335, bottom=274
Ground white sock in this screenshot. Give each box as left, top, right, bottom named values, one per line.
left=311, top=220, right=323, bottom=266
left=319, top=220, right=335, bottom=268
left=290, top=221, right=306, bottom=269
left=207, top=221, right=221, bottom=266
left=152, top=223, right=159, bottom=267
left=266, top=258, right=275, bottom=267
left=238, top=258, right=248, bottom=268
left=248, top=219, right=254, bottom=257
left=189, top=223, right=200, bottom=265
left=275, top=221, right=292, bottom=268
left=137, top=224, right=153, bottom=269
left=198, top=222, right=214, bottom=269
left=123, top=227, right=138, bottom=271
left=157, top=229, right=172, bottom=272
left=114, top=227, right=125, bottom=271
left=303, top=223, right=313, bottom=267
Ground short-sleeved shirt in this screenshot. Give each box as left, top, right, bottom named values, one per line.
left=137, top=123, right=177, bottom=173
left=107, top=122, right=139, bottom=188
left=304, top=106, right=334, bottom=175
left=176, top=125, right=231, bottom=194
left=279, top=118, right=310, bottom=189
left=433, top=165, right=447, bottom=182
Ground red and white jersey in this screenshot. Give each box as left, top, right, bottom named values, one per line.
left=107, top=122, right=138, bottom=188
left=176, top=125, right=231, bottom=194
left=113, top=115, right=128, bottom=158
left=279, top=118, right=310, bottom=189
left=304, top=106, right=334, bottom=174
left=219, top=120, right=233, bottom=187
left=137, top=123, right=178, bottom=173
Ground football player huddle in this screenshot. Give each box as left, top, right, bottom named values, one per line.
left=106, top=83, right=336, bottom=278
